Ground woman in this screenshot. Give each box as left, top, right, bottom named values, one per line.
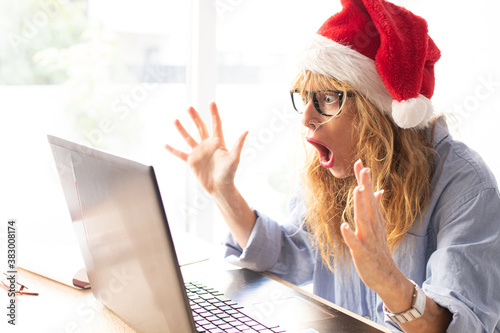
left=166, top=0, right=500, bottom=332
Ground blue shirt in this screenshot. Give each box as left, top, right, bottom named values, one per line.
left=223, top=118, right=500, bottom=332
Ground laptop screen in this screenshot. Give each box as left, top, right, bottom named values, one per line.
left=48, top=135, right=196, bottom=332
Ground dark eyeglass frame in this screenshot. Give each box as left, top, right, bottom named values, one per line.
left=290, top=89, right=354, bottom=117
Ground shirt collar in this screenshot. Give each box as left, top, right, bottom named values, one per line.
left=428, top=116, right=450, bottom=148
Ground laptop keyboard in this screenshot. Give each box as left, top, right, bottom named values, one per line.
left=185, top=282, right=286, bottom=333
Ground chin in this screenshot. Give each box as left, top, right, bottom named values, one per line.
left=327, top=167, right=351, bottom=179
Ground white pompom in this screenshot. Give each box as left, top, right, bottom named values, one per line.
left=391, top=96, right=433, bottom=129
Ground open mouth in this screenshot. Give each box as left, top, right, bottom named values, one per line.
left=306, top=137, right=334, bottom=168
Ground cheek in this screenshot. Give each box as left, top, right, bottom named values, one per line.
left=331, top=120, right=358, bottom=173
left=333, top=134, right=357, bottom=178
left=334, top=121, right=357, bottom=156
left=342, top=113, right=359, bottom=156
left=347, top=126, right=358, bottom=157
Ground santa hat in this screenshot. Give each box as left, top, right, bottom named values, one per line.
left=299, top=0, right=441, bottom=129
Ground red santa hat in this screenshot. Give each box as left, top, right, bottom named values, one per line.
left=299, top=0, right=441, bottom=129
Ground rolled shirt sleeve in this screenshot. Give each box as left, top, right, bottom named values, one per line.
left=423, top=187, right=500, bottom=332
left=223, top=197, right=315, bottom=286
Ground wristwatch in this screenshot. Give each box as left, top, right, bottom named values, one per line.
left=384, top=280, right=426, bottom=324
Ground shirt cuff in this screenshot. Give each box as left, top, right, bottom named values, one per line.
left=423, top=286, right=487, bottom=333
left=223, top=210, right=282, bottom=272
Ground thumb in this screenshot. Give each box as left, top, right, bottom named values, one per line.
left=340, top=222, right=360, bottom=252
left=230, top=131, right=249, bottom=162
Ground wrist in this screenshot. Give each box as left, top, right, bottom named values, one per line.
left=384, top=281, right=426, bottom=324
left=376, top=271, right=415, bottom=314
left=211, top=184, right=256, bottom=249
left=212, top=183, right=238, bottom=204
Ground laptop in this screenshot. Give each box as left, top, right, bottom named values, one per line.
left=47, top=135, right=388, bottom=333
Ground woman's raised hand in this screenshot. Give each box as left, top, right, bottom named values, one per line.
left=165, top=101, right=248, bottom=196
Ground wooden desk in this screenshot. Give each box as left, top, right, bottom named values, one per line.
left=1, top=267, right=135, bottom=333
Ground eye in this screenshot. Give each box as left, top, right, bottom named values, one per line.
left=324, top=93, right=339, bottom=104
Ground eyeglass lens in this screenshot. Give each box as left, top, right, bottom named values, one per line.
left=291, top=90, right=342, bottom=116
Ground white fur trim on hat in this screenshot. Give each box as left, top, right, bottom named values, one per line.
left=299, top=34, right=393, bottom=115
left=392, top=95, right=434, bottom=129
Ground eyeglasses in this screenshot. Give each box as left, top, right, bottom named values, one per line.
left=290, top=88, right=354, bottom=117
left=1, top=272, right=39, bottom=296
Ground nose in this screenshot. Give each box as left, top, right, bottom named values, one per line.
left=301, top=100, right=320, bottom=129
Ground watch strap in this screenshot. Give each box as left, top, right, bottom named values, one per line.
left=384, top=280, right=426, bottom=324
